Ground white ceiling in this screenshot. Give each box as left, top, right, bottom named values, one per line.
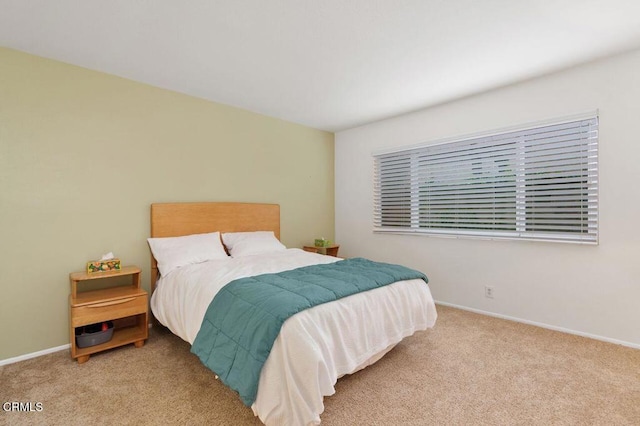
left=2, top=1, right=640, bottom=132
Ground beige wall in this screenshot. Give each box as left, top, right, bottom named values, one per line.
left=336, top=48, right=640, bottom=347
left=0, top=48, right=334, bottom=361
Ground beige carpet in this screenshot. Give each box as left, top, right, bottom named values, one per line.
left=1, top=306, right=639, bottom=425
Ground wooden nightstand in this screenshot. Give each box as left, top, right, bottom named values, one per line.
left=69, top=265, right=148, bottom=364
left=303, top=244, right=340, bottom=257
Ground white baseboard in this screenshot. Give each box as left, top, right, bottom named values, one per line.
left=2, top=307, right=637, bottom=366
left=1, top=323, right=154, bottom=366
left=435, top=300, right=640, bottom=350
left=0, top=344, right=70, bottom=367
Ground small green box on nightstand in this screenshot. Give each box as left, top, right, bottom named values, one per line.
left=86, top=259, right=121, bottom=274
left=314, top=238, right=331, bottom=247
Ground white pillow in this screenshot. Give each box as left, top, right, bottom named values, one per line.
left=222, top=231, right=286, bottom=257
left=147, top=232, right=228, bottom=276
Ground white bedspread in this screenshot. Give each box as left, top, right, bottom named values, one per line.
left=151, top=249, right=437, bottom=425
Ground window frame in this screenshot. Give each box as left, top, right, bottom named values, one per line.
left=373, top=112, right=599, bottom=244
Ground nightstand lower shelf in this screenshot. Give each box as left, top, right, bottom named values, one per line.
left=73, top=316, right=147, bottom=363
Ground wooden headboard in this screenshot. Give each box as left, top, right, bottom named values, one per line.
left=149, top=202, right=280, bottom=294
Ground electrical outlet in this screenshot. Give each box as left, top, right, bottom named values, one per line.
left=484, top=286, right=494, bottom=298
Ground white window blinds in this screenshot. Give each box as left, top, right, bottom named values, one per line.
left=373, top=114, right=599, bottom=243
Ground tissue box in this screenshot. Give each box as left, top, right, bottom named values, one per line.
left=86, top=259, right=121, bottom=274
left=314, top=238, right=331, bottom=247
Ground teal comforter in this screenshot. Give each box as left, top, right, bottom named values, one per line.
left=190, top=257, right=428, bottom=406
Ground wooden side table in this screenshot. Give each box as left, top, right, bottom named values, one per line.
left=303, top=244, right=340, bottom=257
left=69, top=265, right=148, bottom=364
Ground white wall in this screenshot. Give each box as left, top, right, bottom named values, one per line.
left=335, top=48, right=640, bottom=347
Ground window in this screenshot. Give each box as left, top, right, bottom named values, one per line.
left=373, top=114, right=598, bottom=243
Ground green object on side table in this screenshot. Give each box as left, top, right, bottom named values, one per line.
left=314, top=238, right=331, bottom=247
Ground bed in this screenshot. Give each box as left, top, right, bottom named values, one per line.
left=148, top=202, right=437, bottom=425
